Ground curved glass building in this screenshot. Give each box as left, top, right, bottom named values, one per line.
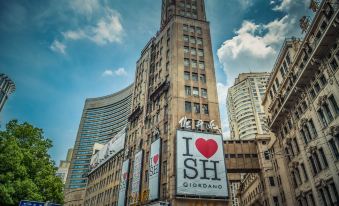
left=64, top=84, right=133, bottom=206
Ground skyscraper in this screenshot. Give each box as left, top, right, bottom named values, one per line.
left=64, top=84, right=133, bottom=206
left=226, top=72, right=270, bottom=140
left=125, top=0, right=225, bottom=205
left=0, top=73, right=15, bottom=113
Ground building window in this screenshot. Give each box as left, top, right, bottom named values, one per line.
left=196, top=27, right=202, bottom=34
left=184, top=58, right=190, bottom=67
left=328, top=95, right=339, bottom=115
left=190, top=48, right=196, bottom=56
left=193, top=87, right=199, bottom=96
left=319, top=74, right=327, bottom=86
left=198, top=49, right=204, bottom=57
left=185, top=86, right=191, bottom=96
left=184, top=72, right=190, bottom=80
left=185, top=101, right=192, bottom=112
left=269, top=177, right=275, bottom=186
left=300, top=163, right=308, bottom=181
left=323, top=103, right=334, bottom=122
left=183, top=24, right=188, bottom=32
left=183, top=35, right=189, bottom=42
left=318, top=148, right=328, bottom=168
left=194, top=103, right=200, bottom=113
left=317, top=108, right=328, bottom=127
left=330, top=58, right=338, bottom=71
left=329, top=139, right=339, bottom=160
left=201, top=88, right=207, bottom=98
left=189, top=26, right=195, bottom=33
left=184, top=46, right=189, bottom=54
left=191, top=60, right=197, bottom=68
left=308, top=119, right=318, bottom=138
left=192, top=73, right=198, bottom=82
left=197, top=38, right=202, bottom=45
left=200, top=74, right=206, bottom=83
left=309, top=88, right=316, bottom=99
left=202, top=104, right=209, bottom=114
left=199, top=61, right=205, bottom=69
left=190, top=36, right=196, bottom=44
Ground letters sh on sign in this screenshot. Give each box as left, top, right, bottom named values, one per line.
left=148, top=138, right=161, bottom=201
left=176, top=130, right=228, bottom=198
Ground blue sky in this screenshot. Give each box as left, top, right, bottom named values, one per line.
left=0, top=0, right=311, bottom=164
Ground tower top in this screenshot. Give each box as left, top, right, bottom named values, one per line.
left=160, top=0, right=206, bottom=29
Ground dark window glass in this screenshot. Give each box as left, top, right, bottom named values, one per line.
left=185, top=101, right=191, bottom=112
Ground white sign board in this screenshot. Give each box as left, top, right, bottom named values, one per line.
left=118, top=159, right=130, bottom=206
left=176, top=130, right=228, bottom=198
left=149, top=138, right=161, bottom=201
left=131, top=150, right=143, bottom=204
left=90, top=128, right=126, bottom=170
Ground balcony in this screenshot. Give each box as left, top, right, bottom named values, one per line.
left=149, top=80, right=170, bottom=102
left=269, top=1, right=339, bottom=130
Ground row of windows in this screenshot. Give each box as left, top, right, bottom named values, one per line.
left=317, top=95, right=339, bottom=127
left=184, top=86, right=207, bottom=98
left=184, top=101, right=209, bottom=114
left=183, top=35, right=203, bottom=45
left=183, top=24, right=202, bottom=34
left=184, top=58, right=205, bottom=69
left=184, top=71, right=206, bottom=83
left=184, top=46, right=204, bottom=57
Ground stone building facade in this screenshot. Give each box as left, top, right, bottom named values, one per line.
left=124, top=0, right=224, bottom=205
left=262, top=1, right=339, bottom=205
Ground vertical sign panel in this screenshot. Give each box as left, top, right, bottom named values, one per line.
left=131, top=150, right=143, bottom=204
left=176, top=130, right=228, bottom=198
left=148, top=138, right=161, bottom=201
left=118, top=159, right=130, bottom=206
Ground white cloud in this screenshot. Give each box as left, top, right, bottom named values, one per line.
left=102, top=68, right=127, bottom=77
left=217, top=0, right=310, bottom=85
left=238, top=0, right=253, bottom=9
left=50, top=40, right=66, bottom=54
left=69, top=0, right=100, bottom=17
left=63, top=9, right=124, bottom=45
left=102, top=69, right=114, bottom=77
left=114, top=68, right=127, bottom=76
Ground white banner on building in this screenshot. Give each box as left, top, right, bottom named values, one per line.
left=118, top=159, right=130, bottom=206
left=176, top=130, right=228, bottom=198
left=131, top=150, right=144, bottom=204
left=90, top=128, right=126, bottom=170
left=148, top=138, right=161, bottom=201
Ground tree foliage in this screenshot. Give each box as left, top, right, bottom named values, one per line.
left=0, top=120, right=64, bottom=205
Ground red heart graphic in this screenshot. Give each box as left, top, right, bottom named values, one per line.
left=153, top=154, right=159, bottom=164
left=123, top=172, right=128, bottom=180
left=195, top=138, right=218, bottom=159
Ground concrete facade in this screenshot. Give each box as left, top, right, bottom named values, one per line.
left=227, top=73, right=270, bottom=140
left=262, top=1, right=339, bottom=205
left=124, top=0, right=224, bottom=205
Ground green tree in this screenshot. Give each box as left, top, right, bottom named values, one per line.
left=0, top=120, right=64, bottom=205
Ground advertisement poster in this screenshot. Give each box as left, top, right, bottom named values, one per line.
left=176, top=130, right=228, bottom=198
left=117, top=159, right=130, bottom=206
left=131, top=150, right=144, bottom=204
left=148, top=138, right=161, bottom=201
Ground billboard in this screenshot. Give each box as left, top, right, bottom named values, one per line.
left=148, top=138, right=161, bottom=201
left=176, top=130, right=228, bottom=198
left=90, top=128, right=126, bottom=170
left=130, top=150, right=144, bottom=204
left=117, top=159, right=130, bottom=206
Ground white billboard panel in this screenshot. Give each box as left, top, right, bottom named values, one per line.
left=89, top=128, right=126, bottom=170
left=148, top=138, right=161, bottom=201
left=131, top=150, right=143, bottom=204
left=176, top=130, right=228, bottom=198
left=117, top=159, right=130, bottom=206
